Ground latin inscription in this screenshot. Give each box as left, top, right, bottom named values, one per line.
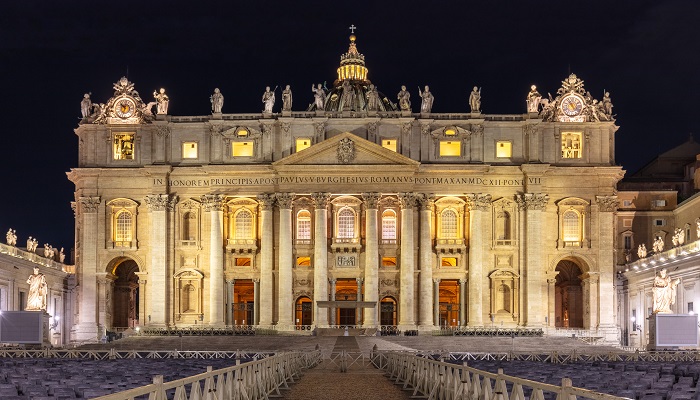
left=336, top=255, right=357, bottom=267
left=153, top=176, right=542, bottom=187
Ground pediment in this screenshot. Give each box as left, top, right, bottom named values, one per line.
left=273, top=132, right=420, bottom=167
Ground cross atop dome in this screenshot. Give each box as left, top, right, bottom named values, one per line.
left=337, top=29, right=368, bottom=84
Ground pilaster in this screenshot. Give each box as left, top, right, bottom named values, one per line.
left=312, top=193, right=331, bottom=327
left=201, top=194, right=225, bottom=326
left=398, top=193, right=416, bottom=328
left=596, top=196, right=618, bottom=327
left=516, top=193, right=549, bottom=326
left=418, top=194, right=435, bottom=327
left=276, top=192, right=295, bottom=327
left=362, top=192, right=380, bottom=328
left=257, top=194, right=275, bottom=326
left=145, top=194, right=176, bottom=327
left=466, top=193, right=491, bottom=327
left=75, top=196, right=101, bottom=342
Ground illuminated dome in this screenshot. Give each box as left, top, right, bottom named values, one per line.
left=309, top=34, right=398, bottom=112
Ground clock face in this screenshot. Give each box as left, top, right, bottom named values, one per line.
left=560, top=95, right=584, bottom=116
left=115, top=98, right=136, bottom=119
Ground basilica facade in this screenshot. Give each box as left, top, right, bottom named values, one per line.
left=68, top=35, right=622, bottom=342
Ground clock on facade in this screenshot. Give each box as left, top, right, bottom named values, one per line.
left=114, top=97, right=136, bottom=119
left=560, top=94, right=584, bottom=117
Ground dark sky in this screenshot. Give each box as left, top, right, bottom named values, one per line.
left=1, top=0, right=698, bottom=252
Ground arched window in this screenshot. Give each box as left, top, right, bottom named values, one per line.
left=182, top=211, right=197, bottom=241
left=441, top=209, right=458, bottom=239
left=115, top=211, right=132, bottom=243
left=337, top=208, right=355, bottom=239
left=234, top=209, right=254, bottom=240
left=563, top=210, right=580, bottom=242
left=297, top=210, right=311, bottom=241
left=382, top=209, right=397, bottom=240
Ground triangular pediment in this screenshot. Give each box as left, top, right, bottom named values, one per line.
left=273, top=132, right=420, bottom=167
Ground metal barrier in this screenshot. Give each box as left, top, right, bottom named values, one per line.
left=93, top=350, right=321, bottom=400
left=378, top=352, right=626, bottom=400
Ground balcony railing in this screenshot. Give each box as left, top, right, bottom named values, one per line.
left=0, top=242, right=69, bottom=272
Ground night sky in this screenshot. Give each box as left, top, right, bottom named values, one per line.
left=1, top=0, right=698, bottom=254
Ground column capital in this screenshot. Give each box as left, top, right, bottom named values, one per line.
left=361, top=192, right=381, bottom=209
left=226, top=279, right=235, bottom=285
left=275, top=193, right=295, bottom=209
left=459, top=278, right=467, bottom=284
left=417, top=193, right=435, bottom=211
left=71, top=201, right=77, bottom=218
left=515, top=193, right=549, bottom=211
left=200, top=194, right=225, bottom=212
left=596, top=195, right=618, bottom=212
left=356, top=277, right=364, bottom=284
left=328, top=278, right=337, bottom=283
left=79, top=196, right=101, bottom=213
left=433, top=278, right=441, bottom=284
left=257, top=194, right=276, bottom=210
left=145, top=194, right=177, bottom=212
left=398, top=192, right=417, bottom=209
left=311, top=192, right=331, bottom=209
left=466, top=193, right=491, bottom=211
left=253, top=278, right=260, bottom=283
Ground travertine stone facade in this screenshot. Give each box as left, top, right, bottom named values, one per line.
left=67, top=37, right=624, bottom=343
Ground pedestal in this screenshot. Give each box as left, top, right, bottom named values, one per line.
left=281, top=111, right=291, bottom=117
left=647, top=313, right=699, bottom=351
left=315, top=110, right=325, bottom=116
left=212, top=112, right=222, bottom=119
left=401, top=111, right=412, bottom=117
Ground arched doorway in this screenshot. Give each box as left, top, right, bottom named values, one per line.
left=439, top=280, right=460, bottom=327
left=111, top=259, right=139, bottom=329
left=295, top=296, right=312, bottom=326
left=555, top=260, right=584, bottom=328
left=380, top=296, right=397, bottom=326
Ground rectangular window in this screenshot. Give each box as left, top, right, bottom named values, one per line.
left=113, top=133, right=135, bottom=160
left=689, top=302, right=694, bottom=314
left=441, top=257, right=457, bottom=267
left=182, top=142, right=198, bottom=159
left=624, top=236, right=632, bottom=250
left=496, top=141, right=512, bottom=158
left=653, top=199, right=666, bottom=207
left=232, top=142, right=254, bottom=157
left=440, top=141, right=461, bottom=157
left=654, top=219, right=665, bottom=226
left=561, top=132, right=582, bottom=159
left=297, top=219, right=311, bottom=240
left=235, top=258, right=251, bottom=267
left=19, top=292, right=26, bottom=311
left=296, top=138, right=311, bottom=152
left=382, top=139, right=397, bottom=152
left=296, top=257, right=311, bottom=267
left=622, top=200, right=632, bottom=207
left=382, top=257, right=397, bottom=267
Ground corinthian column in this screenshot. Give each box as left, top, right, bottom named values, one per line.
left=201, top=194, right=225, bottom=326
left=276, top=193, right=295, bottom=327
left=398, top=193, right=416, bottom=328
left=418, top=194, right=435, bottom=327
left=362, top=192, right=381, bottom=328
left=146, top=194, right=176, bottom=327
left=257, top=194, right=275, bottom=326
left=466, top=193, right=491, bottom=327
left=312, top=193, right=331, bottom=327
left=596, top=196, right=618, bottom=328
left=516, top=193, right=549, bottom=326
left=76, top=196, right=100, bottom=341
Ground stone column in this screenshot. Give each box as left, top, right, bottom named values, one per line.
left=596, top=196, right=618, bottom=328
left=257, top=195, right=275, bottom=326
left=362, top=192, right=381, bottom=328
left=459, top=278, right=467, bottom=326
left=516, top=193, right=549, bottom=326
left=76, top=196, right=101, bottom=341
left=253, top=279, right=260, bottom=325
left=418, top=194, right=435, bottom=327
left=583, top=273, right=600, bottom=329
left=398, top=193, right=416, bottom=328
left=276, top=193, right=295, bottom=327
left=312, top=193, right=331, bottom=327
left=146, top=194, right=175, bottom=327
left=201, top=194, right=225, bottom=326
left=226, top=279, right=234, bottom=325
left=329, top=278, right=337, bottom=326
left=466, top=194, right=491, bottom=327
left=135, top=272, right=147, bottom=327
left=356, top=278, right=364, bottom=325
left=433, top=278, right=440, bottom=327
